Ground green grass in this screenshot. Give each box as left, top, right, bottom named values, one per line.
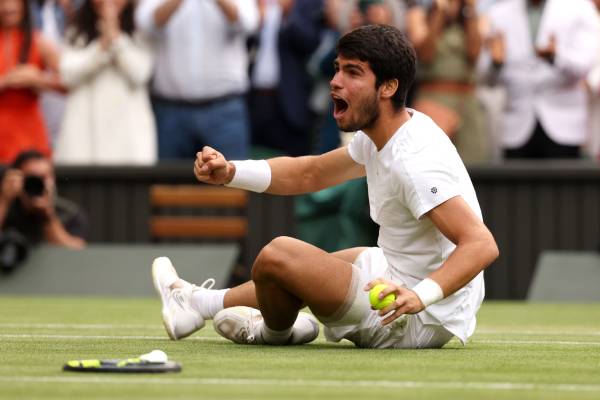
left=1, top=297, right=599, bottom=400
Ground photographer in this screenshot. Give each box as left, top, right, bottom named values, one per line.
left=0, top=151, right=86, bottom=271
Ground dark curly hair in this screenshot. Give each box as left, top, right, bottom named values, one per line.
left=68, top=0, right=135, bottom=45
left=336, top=24, right=416, bottom=110
left=17, top=0, right=33, bottom=63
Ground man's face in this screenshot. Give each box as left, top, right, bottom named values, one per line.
left=330, top=56, right=380, bottom=132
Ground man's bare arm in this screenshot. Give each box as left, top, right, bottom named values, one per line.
left=44, top=216, right=86, bottom=249
left=266, top=147, right=365, bottom=195
left=365, top=196, right=498, bottom=325
left=426, top=196, right=499, bottom=296
left=194, top=146, right=365, bottom=195
left=153, top=0, right=183, bottom=28
left=215, top=0, right=239, bottom=23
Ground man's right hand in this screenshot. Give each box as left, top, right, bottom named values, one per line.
left=488, top=31, right=505, bottom=65
left=0, top=169, right=24, bottom=204
left=193, top=146, right=235, bottom=185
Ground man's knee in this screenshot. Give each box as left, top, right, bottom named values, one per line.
left=251, top=236, right=296, bottom=283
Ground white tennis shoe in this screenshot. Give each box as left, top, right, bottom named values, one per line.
left=213, top=306, right=320, bottom=345
left=151, top=256, right=215, bottom=340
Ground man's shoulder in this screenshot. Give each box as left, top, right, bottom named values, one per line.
left=390, top=118, right=464, bottom=181
left=397, top=111, right=455, bottom=156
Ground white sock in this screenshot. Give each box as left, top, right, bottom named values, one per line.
left=260, top=323, right=293, bottom=345
left=191, top=288, right=228, bottom=320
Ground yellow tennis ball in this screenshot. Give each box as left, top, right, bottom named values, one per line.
left=369, top=284, right=396, bottom=310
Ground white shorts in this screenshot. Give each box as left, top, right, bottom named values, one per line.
left=317, top=247, right=454, bottom=349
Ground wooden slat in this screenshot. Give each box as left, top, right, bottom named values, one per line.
left=150, top=216, right=247, bottom=238
left=150, top=185, right=248, bottom=208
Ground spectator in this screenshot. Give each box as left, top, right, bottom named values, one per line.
left=135, top=0, right=259, bottom=160
left=481, top=0, right=600, bottom=159
left=248, top=0, right=325, bottom=156
left=0, top=151, right=86, bottom=273
left=327, top=0, right=406, bottom=33
left=585, top=0, right=600, bottom=161
left=32, top=0, right=76, bottom=146
left=54, top=0, right=157, bottom=165
left=0, top=0, right=61, bottom=164
left=409, top=0, right=489, bottom=164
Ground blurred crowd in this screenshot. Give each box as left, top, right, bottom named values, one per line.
left=2, top=0, right=600, bottom=167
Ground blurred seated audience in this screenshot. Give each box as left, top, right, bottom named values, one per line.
left=248, top=0, right=325, bottom=156
left=55, top=0, right=157, bottom=165
left=480, top=0, right=600, bottom=159
left=0, top=0, right=61, bottom=165
left=0, top=151, right=87, bottom=272
left=135, top=0, right=259, bottom=160
left=409, top=0, right=489, bottom=164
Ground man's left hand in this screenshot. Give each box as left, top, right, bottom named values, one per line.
left=364, top=278, right=425, bottom=325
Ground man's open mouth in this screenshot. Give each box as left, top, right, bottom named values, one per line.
left=332, top=95, right=349, bottom=119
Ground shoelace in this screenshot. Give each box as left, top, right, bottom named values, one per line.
left=236, top=311, right=256, bottom=344
left=245, top=314, right=256, bottom=344
left=172, top=278, right=215, bottom=310
left=196, top=278, right=215, bottom=290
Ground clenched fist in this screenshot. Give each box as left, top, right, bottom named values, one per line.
left=193, top=146, right=235, bottom=185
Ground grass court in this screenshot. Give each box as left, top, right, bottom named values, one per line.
left=1, top=297, right=599, bottom=399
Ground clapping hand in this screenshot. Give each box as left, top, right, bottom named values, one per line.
left=536, top=34, right=556, bottom=64
left=1, top=65, right=43, bottom=90
left=97, top=0, right=121, bottom=50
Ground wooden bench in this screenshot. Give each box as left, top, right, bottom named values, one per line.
left=149, top=185, right=248, bottom=240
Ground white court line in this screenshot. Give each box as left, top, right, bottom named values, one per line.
left=0, top=323, right=153, bottom=329
left=476, top=339, right=600, bottom=346
left=1, top=333, right=600, bottom=346
left=0, top=376, right=599, bottom=393
left=478, top=329, right=600, bottom=336
left=0, top=334, right=222, bottom=341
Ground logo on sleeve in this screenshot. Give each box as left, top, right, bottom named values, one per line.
left=430, top=187, right=438, bottom=194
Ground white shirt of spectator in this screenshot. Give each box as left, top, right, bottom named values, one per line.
left=41, top=0, right=62, bottom=45
left=135, top=0, right=259, bottom=100
left=251, top=0, right=282, bottom=90
left=346, top=109, right=485, bottom=344
left=481, top=0, right=600, bottom=148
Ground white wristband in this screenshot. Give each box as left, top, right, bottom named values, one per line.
left=412, top=278, right=444, bottom=308
left=225, top=160, right=271, bottom=193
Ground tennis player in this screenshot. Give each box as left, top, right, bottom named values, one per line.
left=152, top=24, right=499, bottom=349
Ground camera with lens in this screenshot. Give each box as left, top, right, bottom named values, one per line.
left=0, top=229, right=30, bottom=274
left=23, top=175, right=45, bottom=197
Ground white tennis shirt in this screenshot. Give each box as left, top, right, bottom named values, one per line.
left=347, top=109, right=485, bottom=344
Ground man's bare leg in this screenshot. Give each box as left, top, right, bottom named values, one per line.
left=212, top=237, right=364, bottom=344
left=153, top=242, right=366, bottom=341
left=223, top=281, right=259, bottom=309
left=221, top=245, right=367, bottom=317
left=250, top=237, right=362, bottom=331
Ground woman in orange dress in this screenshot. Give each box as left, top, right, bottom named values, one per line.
left=0, top=0, right=61, bottom=164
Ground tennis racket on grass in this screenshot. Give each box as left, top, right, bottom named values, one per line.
left=63, top=350, right=181, bottom=373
